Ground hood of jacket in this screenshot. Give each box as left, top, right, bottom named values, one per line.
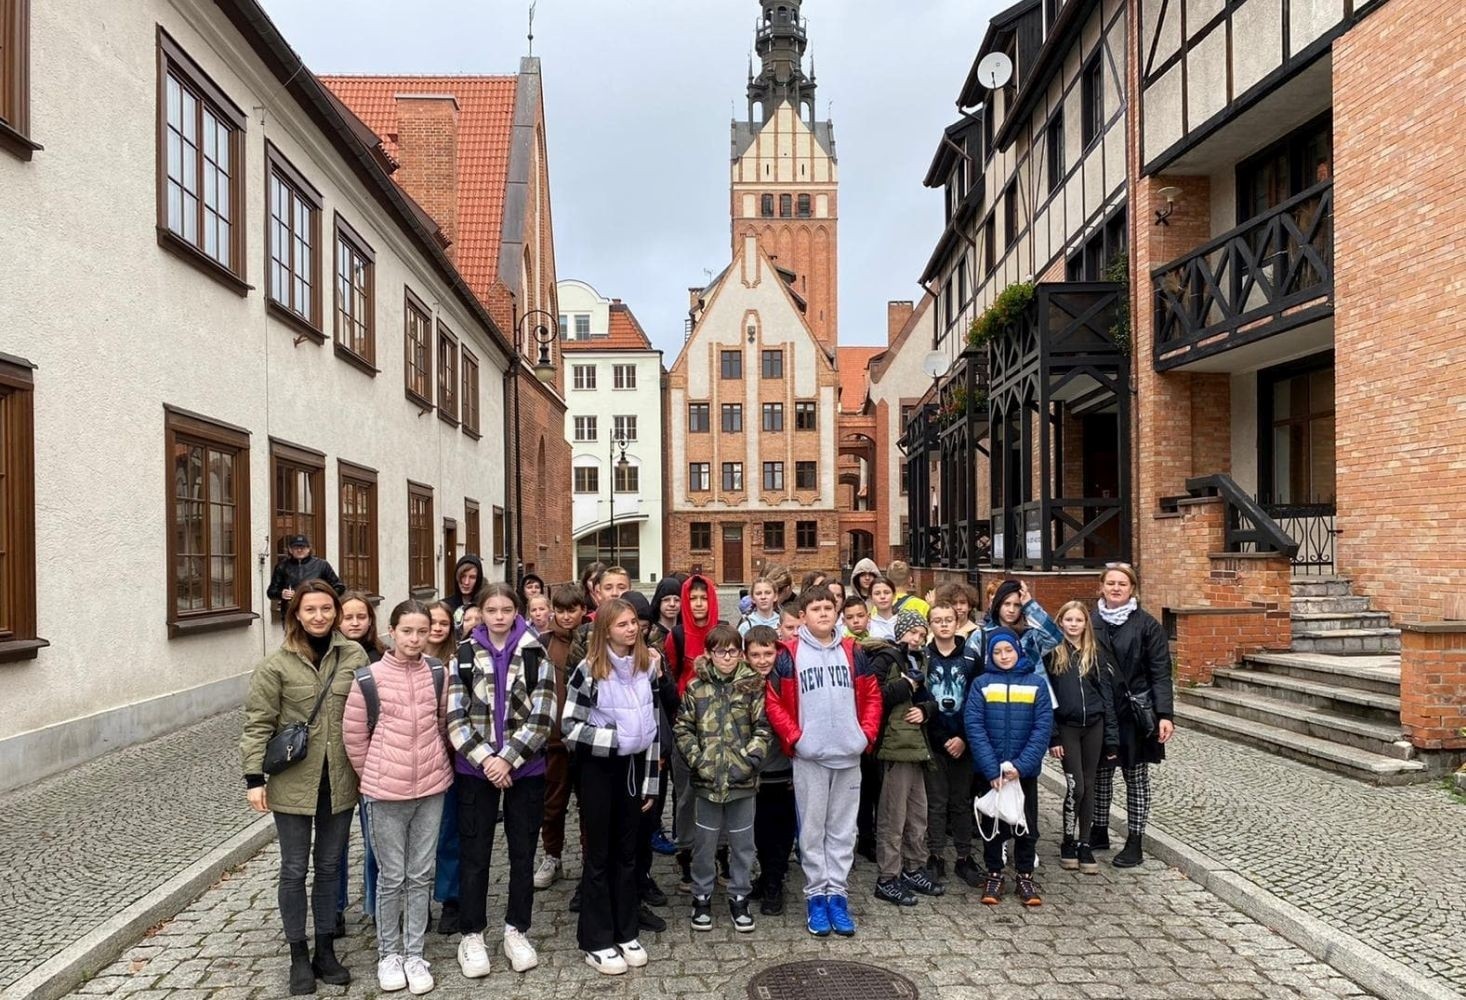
left=447, top=554, right=486, bottom=611
left=850, top=557, right=880, bottom=597
left=694, top=656, right=759, bottom=686
left=652, top=576, right=683, bottom=618
left=983, top=627, right=1037, bottom=677
left=673, top=574, right=720, bottom=682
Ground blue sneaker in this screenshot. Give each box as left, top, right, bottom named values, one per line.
left=826, top=894, right=856, bottom=936
left=650, top=828, right=677, bottom=856
left=805, top=894, right=831, bottom=937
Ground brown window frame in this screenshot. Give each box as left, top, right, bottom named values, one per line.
left=720, top=350, right=743, bottom=380
left=0, top=355, right=45, bottom=660
left=796, top=520, right=818, bottom=551
left=333, top=214, right=377, bottom=373
left=779, top=194, right=792, bottom=218
left=762, top=461, right=784, bottom=491
left=437, top=322, right=459, bottom=425
left=720, top=403, right=743, bottom=434
left=270, top=439, right=326, bottom=569
left=264, top=142, right=323, bottom=340
left=337, top=460, right=378, bottom=597
left=0, top=0, right=37, bottom=159
left=689, top=521, right=712, bottom=551
left=763, top=520, right=785, bottom=552
left=407, top=481, right=435, bottom=596
left=794, top=400, right=818, bottom=431
left=403, top=288, right=433, bottom=406
left=164, top=405, right=254, bottom=637
left=689, top=463, right=711, bottom=493
left=491, top=505, right=506, bottom=564
left=795, top=460, right=817, bottom=490
left=762, top=402, right=784, bottom=432
left=460, top=346, right=480, bottom=438
left=614, top=463, right=640, bottom=494
left=156, top=30, right=248, bottom=293
left=574, top=467, right=600, bottom=494
left=796, top=194, right=812, bottom=218
left=761, top=349, right=784, bottom=379
left=760, top=194, right=775, bottom=218
left=721, top=462, right=744, bottom=492
left=688, top=402, right=710, bottom=433
left=464, top=498, right=481, bottom=558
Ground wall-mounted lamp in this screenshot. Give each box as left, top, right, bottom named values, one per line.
left=1154, top=186, right=1182, bottom=226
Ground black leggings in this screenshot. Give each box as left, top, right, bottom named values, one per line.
left=1057, top=720, right=1104, bottom=843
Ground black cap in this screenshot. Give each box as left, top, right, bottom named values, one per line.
left=286, top=534, right=310, bottom=548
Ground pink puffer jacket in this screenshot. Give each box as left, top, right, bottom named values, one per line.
left=343, top=651, right=454, bottom=802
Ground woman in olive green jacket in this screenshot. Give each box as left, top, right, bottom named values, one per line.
left=241, top=580, right=367, bottom=995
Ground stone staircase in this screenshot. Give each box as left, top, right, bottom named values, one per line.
left=1175, top=576, right=1425, bottom=784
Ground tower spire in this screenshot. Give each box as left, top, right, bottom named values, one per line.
left=747, top=0, right=816, bottom=124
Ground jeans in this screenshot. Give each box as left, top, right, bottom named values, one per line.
left=980, top=774, right=1040, bottom=874
left=457, top=772, right=545, bottom=934
left=636, top=758, right=669, bottom=883
left=334, top=801, right=378, bottom=919
left=856, top=753, right=882, bottom=850
left=576, top=751, right=643, bottom=951
left=273, top=774, right=354, bottom=944
left=754, top=776, right=796, bottom=888
left=433, top=781, right=460, bottom=904
left=367, top=794, right=444, bottom=959
left=691, top=795, right=755, bottom=897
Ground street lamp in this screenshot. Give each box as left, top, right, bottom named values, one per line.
left=509, top=309, right=560, bottom=583
left=608, top=436, right=630, bottom=565
left=519, top=309, right=559, bottom=385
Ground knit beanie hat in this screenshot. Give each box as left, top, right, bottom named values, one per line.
left=894, top=608, right=928, bottom=643
left=624, top=590, right=653, bottom=624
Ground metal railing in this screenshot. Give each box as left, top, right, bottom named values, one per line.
left=1260, top=501, right=1337, bottom=575
left=1182, top=475, right=1300, bottom=559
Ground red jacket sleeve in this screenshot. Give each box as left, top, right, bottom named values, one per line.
left=855, top=673, right=883, bottom=752
left=764, top=660, right=801, bottom=757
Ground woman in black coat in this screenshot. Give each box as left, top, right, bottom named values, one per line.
left=1089, top=564, right=1174, bottom=868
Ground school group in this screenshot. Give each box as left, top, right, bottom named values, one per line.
left=242, top=542, right=1175, bottom=996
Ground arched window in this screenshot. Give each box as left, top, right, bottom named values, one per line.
left=779, top=194, right=792, bottom=218
left=797, top=194, right=811, bottom=217
left=761, top=193, right=775, bottom=217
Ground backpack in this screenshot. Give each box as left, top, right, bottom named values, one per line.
left=893, top=593, right=915, bottom=613
left=354, top=657, right=446, bottom=737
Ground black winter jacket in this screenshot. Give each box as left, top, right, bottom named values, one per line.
left=1092, top=606, right=1174, bottom=765
left=266, top=555, right=344, bottom=613
left=1044, top=640, right=1119, bottom=749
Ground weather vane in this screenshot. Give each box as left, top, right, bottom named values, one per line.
left=528, top=1, right=537, bottom=56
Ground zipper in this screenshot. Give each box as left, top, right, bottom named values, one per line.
left=408, top=658, right=419, bottom=791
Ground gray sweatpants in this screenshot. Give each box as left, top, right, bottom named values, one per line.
left=366, top=793, right=445, bottom=960
left=692, top=795, right=755, bottom=897
left=792, top=758, right=861, bottom=899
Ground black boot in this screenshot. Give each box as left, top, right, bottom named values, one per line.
left=1060, top=837, right=1079, bottom=870
left=1112, top=833, right=1144, bottom=868
left=288, top=941, right=315, bottom=995
left=311, top=934, right=351, bottom=986
left=330, top=909, right=346, bottom=940
left=436, top=898, right=460, bottom=935
left=1090, top=825, right=1111, bottom=850
left=676, top=849, right=693, bottom=892
left=760, top=878, right=785, bottom=916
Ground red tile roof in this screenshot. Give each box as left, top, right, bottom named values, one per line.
left=320, top=75, right=518, bottom=303
left=838, top=347, right=883, bottom=412
left=561, top=302, right=655, bottom=352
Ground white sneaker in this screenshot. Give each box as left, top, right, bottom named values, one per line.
left=456, top=933, right=491, bottom=979
left=617, top=939, right=648, bottom=968
left=533, top=855, right=561, bottom=889
left=377, top=954, right=407, bottom=992
left=585, top=947, right=628, bottom=976
left=404, top=956, right=434, bottom=995
left=502, top=927, right=539, bottom=972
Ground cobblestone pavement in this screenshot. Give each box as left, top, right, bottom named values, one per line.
left=1096, top=727, right=1466, bottom=994
left=65, top=794, right=1377, bottom=1000
left=0, top=712, right=257, bottom=993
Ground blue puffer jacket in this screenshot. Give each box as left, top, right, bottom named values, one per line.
left=964, top=628, right=1054, bottom=781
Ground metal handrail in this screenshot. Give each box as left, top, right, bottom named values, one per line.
left=1185, top=475, right=1299, bottom=558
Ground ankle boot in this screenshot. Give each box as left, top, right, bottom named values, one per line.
left=288, top=941, right=315, bottom=995
left=1112, top=833, right=1144, bottom=868
left=1089, top=825, right=1111, bottom=850
left=312, top=934, right=351, bottom=986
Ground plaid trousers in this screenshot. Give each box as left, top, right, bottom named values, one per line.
left=1092, top=762, right=1152, bottom=837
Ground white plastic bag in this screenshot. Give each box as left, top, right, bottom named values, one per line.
left=973, top=770, right=1028, bottom=841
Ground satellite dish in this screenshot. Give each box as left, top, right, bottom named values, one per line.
left=977, top=51, right=1013, bottom=90
left=922, top=349, right=952, bottom=381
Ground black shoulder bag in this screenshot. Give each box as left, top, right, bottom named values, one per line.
left=262, top=674, right=336, bottom=775
left=1108, top=661, right=1158, bottom=740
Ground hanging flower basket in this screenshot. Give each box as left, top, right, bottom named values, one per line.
left=967, top=281, right=1034, bottom=350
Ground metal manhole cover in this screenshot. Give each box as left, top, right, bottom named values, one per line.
left=747, top=960, right=918, bottom=999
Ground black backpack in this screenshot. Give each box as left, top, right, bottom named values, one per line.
left=354, top=657, right=446, bottom=736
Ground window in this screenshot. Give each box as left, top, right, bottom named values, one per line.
left=982, top=102, right=994, bottom=161
left=761, top=349, right=784, bottom=379
left=574, top=314, right=591, bottom=339
left=763, top=521, right=785, bottom=551
left=0, top=358, right=42, bottom=658
left=797, top=194, right=812, bottom=218
left=613, top=415, right=638, bottom=442
left=689, top=463, right=711, bottom=492
left=1081, top=54, right=1103, bottom=148
left=404, top=290, right=432, bottom=404
left=690, top=522, right=712, bottom=550
left=984, top=215, right=997, bottom=274
left=720, top=351, right=743, bottom=379
left=1237, top=113, right=1333, bottom=223
left=464, top=498, right=481, bottom=559
left=338, top=461, right=378, bottom=595
left=688, top=402, right=710, bottom=433
left=265, top=144, right=322, bottom=333
left=270, top=440, right=325, bottom=569
left=901, top=460, right=909, bottom=495
left=574, top=416, right=598, bottom=442
left=460, top=349, right=480, bottom=436
left=1003, top=182, right=1019, bottom=247
left=1046, top=109, right=1065, bottom=195
left=334, top=215, right=375, bottom=368
left=796, top=520, right=818, bottom=550
left=763, top=462, right=784, bottom=490
left=407, top=482, right=434, bottom=594
left=1068, top=207, right=1128, bottom=281
left=159, top=31, right=247, bottom=285
left=760, top=194, right=775, bottom=218
left=437, top=322, right=458, bottom=424
left=0, top=0, right=33, bottom=154
left=574, top=467, right=600, bottom=493
left=795, top=461, right=817, bottom=490
left=613, top=364, right=636, bottom=389
left=165, top=406, right=251, bottom=635
left=572, top=364, right=597, bottom=390
left=900, top=403, right=915, bottom=430
left=614, top=463, right=640, bottom=493
left=721, top=462, right=744, bottom=492
left=721, top=404, right=743, bottom=433
left=558, top=313, right=568, bottom=338
left=762, top=402, right=785, bottom=432
left=779, top=194, right=792, bottom=217
left=958, top=254, right=968, bottom=304
left=795, top=401, right=818, bottom=431
left=944, top=281, right=954, bottom=330
left=491, top=506, right=506, bottom=563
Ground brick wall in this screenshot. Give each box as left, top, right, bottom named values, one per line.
left=1333, top=0, right=1466, bottom=623
left=1397, top=625, right=1466, bottom=751
left=665, top=511, right=842, bottom=585
left=516, top=376, right=572, bottom=584
left=394, top=96, right=460, bottom=250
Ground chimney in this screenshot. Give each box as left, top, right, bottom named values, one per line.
left=393, top=94, right=460, bottom=254
left=887, top=300, right=915, bottom=344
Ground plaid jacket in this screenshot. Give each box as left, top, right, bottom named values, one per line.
left=446, top=628, right=554, bottom=771
left=560, top=652, right=663, bottom=799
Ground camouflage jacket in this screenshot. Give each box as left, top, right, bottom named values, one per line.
left=673, top=657, right=770, bottom=803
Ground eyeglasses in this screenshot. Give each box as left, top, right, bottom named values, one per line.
left=1104, top=562, right=1133, bottom=570
left=711, top=647, right=741, bottom=658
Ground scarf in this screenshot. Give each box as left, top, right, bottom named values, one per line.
left=1097, top=598, right=1138, bottom=626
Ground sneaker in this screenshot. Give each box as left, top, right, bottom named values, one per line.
left=1113, top=833, right=1144, bottom=868
left=617, top=939, right=649, bottom=969
left=436, top=899, right=460, bottom=936
left=638, top=903, right=667, bottom=933
left=826, top=894, right=856, bottom=936
left=533, top=855, right=561, bottom=890
left=584, top=947, right=627, bottom=976
left=502, top=927, right=538, bottom=973
left=760, top=880, right=785, bottom=916
left=403, top=957, right=434, bottom=995
left=1060, top=837, right=1079, bottom=871
left=805, top=894, right=831, bottom=937
left=980, top=871, right=1004, bottom=906
left=1090, top=826, right=1111, bottom=850
left=729, top=895, right=756, bottom=933
left=640, top=874, right=667, bottom=907
left=691, top=895, right=713, bottom=931
left=1077, top=843, right=1099, bottom=874
left=377, top=954, right=407, bottom=993
left=925, top=854, right=947, bottom=879
left=1015, top=873, right=1043, bottom=906
left=650, top=828, right=678, bottom=856
left=954, top=856, right=984, bottom=888
left=456, top=933, right=491, bottom=979
left=874, top=877, right=917, bottom=906
left=569, top=884, right=581, bottom=912
left=676, top=850, right=693, bottom=893
left=902, top=867, right=945, bottom=897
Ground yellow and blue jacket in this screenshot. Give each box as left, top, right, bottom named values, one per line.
left=964, top=628, right=1054, bottom=781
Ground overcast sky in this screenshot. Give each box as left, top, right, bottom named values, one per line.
left=259, top=0, right=1006, bottom=357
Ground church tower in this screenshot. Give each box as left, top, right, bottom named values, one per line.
left=731, top=0, right=839, bottom=351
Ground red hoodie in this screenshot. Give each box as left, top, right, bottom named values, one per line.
left=665, top=573, right=720, bottom=696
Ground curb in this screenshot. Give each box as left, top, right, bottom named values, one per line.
left=1, top=815, right=276, bottom=1000
left=1037, top=769, right=1462, bottom=1000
